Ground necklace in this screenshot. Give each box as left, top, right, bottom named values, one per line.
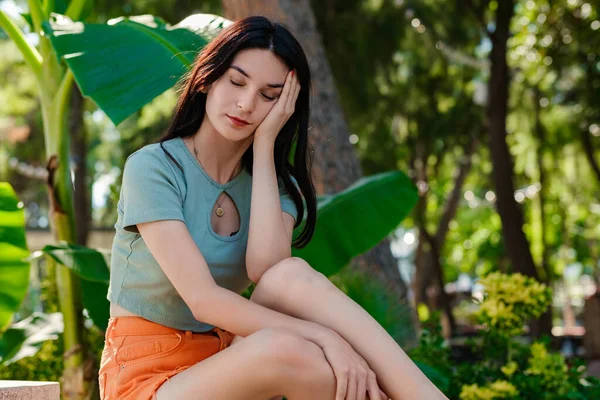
left=191, top=138, right=225, bottom=218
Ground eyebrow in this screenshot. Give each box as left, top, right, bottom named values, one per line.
left=230, top=65, right=284, bottom=88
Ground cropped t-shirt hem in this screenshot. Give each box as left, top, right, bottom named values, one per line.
left=107, top=292, right=215, bottom=333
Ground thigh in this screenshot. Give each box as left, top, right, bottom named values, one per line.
left=155, top=328, right=335, bottom=400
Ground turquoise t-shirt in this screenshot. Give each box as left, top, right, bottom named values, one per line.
left=107, top=136, right=299, bottom=332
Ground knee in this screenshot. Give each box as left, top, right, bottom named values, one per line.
left=254, top=257, right=330, bottom=300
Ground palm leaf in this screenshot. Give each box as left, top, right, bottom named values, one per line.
left=293, top=171, right=417, bottom=276
left=43, top=13, right=231, bottom=125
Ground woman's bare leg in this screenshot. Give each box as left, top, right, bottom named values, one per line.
left=250, top=257, right=448, bottom=400
left=155, top=328, right=336, bottom=400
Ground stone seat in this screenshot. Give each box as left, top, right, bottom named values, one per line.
left=0, top=381, right=59, bottom=400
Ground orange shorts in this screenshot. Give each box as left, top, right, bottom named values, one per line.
left=99, top=316, right=235, bottom=400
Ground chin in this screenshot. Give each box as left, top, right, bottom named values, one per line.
left=217, top=125, right=253, bottom=143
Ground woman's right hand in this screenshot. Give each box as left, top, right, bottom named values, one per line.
left=317, top=329, right=389, bottom=400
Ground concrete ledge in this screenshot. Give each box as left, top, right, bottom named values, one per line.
left=0, top=381, right=60, bottom=400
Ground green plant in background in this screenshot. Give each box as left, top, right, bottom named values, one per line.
left=474, top=272, right=552, bottom=339
left=459, top=380, right=519, bottom=400
left=1, top=0, right=101, bottom=394
left=0, top=183, right=30, bottom=330
left=409, top=272, right=600, bottom=399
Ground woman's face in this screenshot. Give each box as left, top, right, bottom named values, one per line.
left=204, top=48, right=290, bottom=142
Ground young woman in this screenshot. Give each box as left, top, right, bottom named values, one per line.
left=99, top=16, right=447, bottom=400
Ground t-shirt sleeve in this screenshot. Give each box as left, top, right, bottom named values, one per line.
left=278, top=176, right=300, bottom=222
left=121, top=149, right=185, bottom=233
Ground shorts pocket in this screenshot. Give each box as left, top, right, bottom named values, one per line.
left=115, top=333, right=184, bottom=366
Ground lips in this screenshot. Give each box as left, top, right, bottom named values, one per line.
left=227, top=115, right=250, bottom=127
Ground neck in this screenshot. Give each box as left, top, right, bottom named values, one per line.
left=190, top=115, right=253, bottom=184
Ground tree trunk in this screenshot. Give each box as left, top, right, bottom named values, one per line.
left=487, top=1, right=539, bottom=280
left=70, top=85, right=91, bottom=247
left=412, top=138, right=429, bottom=308
left=221, top=1, right=413, bottom=317
left=421, top=228, right=456, bottom=337
left=487, top=2, right=551, bottom=337
left=413, top=136, right=477, bottom=337
left=584, top=291, right=600, bottom=359
left=416, top=136, right=478, bottom=306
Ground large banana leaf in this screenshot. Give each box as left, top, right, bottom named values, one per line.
left=43, top=243, right=110, bottom=283
left=0, top=183, right=30, bottom=330
left=43, top=13, right=231, bottom=125
left=293, top=171, right=418, bottom=277
left=42, top=243, right=110, bottom=330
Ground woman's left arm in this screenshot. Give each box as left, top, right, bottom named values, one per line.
left=246, top=136, right=295, bottom=283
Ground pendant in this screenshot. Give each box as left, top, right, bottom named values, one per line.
left=215, top=207, right=225, bottom=217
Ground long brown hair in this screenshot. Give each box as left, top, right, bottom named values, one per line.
left=157, top=16, right=316, bottom=248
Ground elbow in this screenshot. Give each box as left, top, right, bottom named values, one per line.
left=189, top=285, right=220, bottom=322
left=246, top=251, right=293, bottom=285
left=246, top=251, right=291, bottom=284
left=246, top=259, right=266, bottom=284
left=248, top=271, right=261, bottom=285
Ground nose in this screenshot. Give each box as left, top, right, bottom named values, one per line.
left=237, top=90, right=255, bottom=113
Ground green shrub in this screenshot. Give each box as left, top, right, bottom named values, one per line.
left=410, top=272, right=600, bottom=399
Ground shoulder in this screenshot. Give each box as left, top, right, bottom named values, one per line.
left=122, top=141, right=186, bottom=195
left=125, top=140, right=181, bottom=173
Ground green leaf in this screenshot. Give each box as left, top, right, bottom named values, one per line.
left=0, top=312, right=63, bottom=365
left=293, top=171, right=418, bottom=276
left=41, top=243, right=110, bottom=330
left=0, top=183, right=30, bottom=331
left=19, top=13, right=34, bottom=31
left=43, top=13, right=231, bottom=125
left=80, top=280, right=110, bottom=331
left=42, top=242, right=110, bottom=283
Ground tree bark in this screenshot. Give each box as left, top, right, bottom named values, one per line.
left=221, top=0, right=413, bottom=314
left=412, top=138, right=429, bottom=308
left=69, top=85, right=90, bottom=247
left=486, top=0, right=539, bottom=281
left=416, top=136, right=478, bottom=300
left=421, top=228, right=456, bottom=337
left=413, top=136, right=477, bottom=337
left=584, top=292, right=600, bottom=359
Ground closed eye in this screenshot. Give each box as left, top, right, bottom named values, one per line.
left=231, top=79, right=277, bottom=101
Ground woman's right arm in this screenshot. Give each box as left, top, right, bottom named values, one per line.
left=137, top=218, right=330, bottom=343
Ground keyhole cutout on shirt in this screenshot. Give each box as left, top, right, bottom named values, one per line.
left=211, top=191, right=240, bottom=237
